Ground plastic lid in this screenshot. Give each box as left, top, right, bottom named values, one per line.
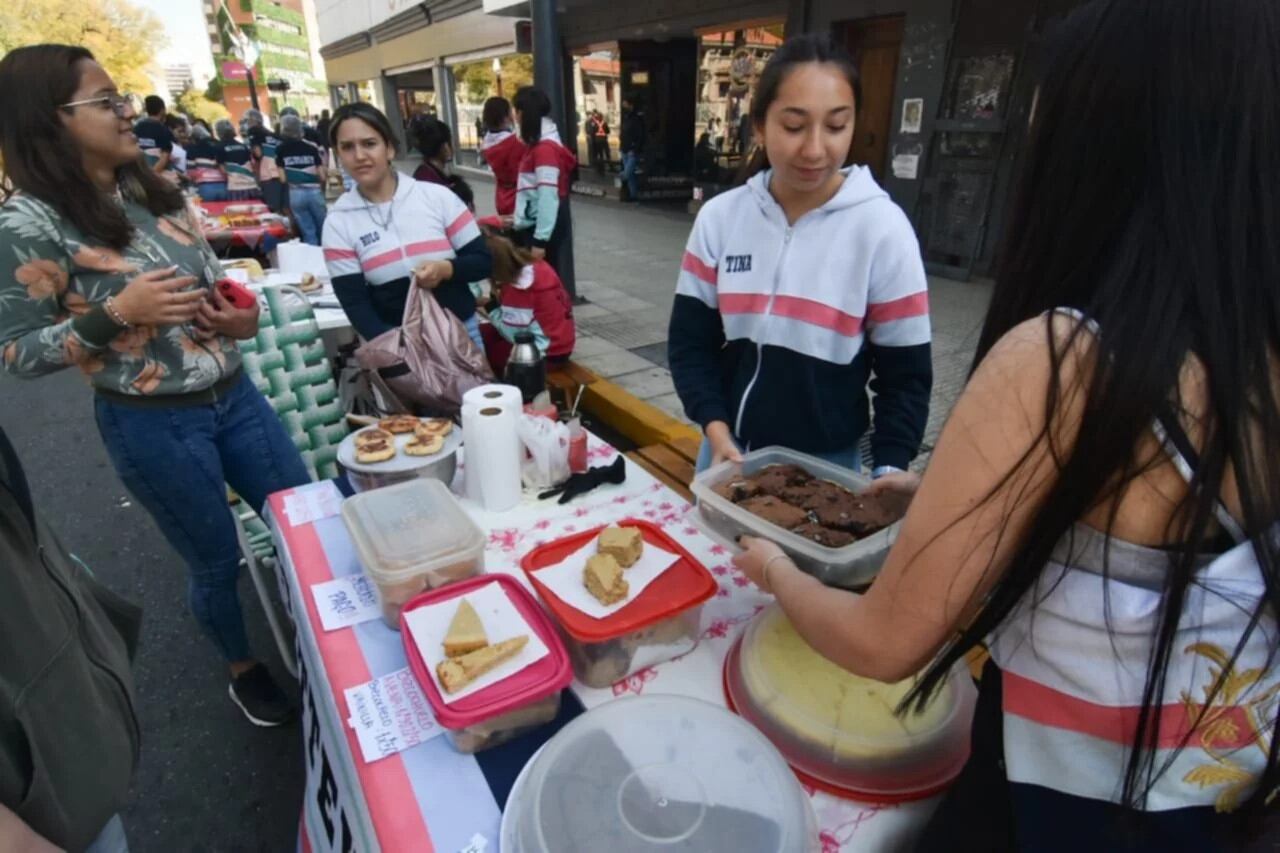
left=511, top=695, right=816, bottom=852
left=341, top=479, right=485, bottom=582
left=520, top=520, right=717, bottom=643
left=401, top=575, right=572, bottom=729
left=725, top=604, right=975, bottom=802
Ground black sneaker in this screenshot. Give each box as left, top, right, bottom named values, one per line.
left=228, top=664, right=294, bottom=727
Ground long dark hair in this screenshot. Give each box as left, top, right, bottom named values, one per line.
left=512, top=86, right=551, bottom=145
left=909, top=0, right=1280, bottom=823
left=327, top=102, right=398, bottom=153
left=410, top=114, right=453, bottom=161
left=740, top=34, right=862, bottom=182
left=482, top=97, right=511, bottom=134
left=0, top=44, right=184, bottom=249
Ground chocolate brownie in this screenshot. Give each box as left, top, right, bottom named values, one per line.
left=789, top=522, right=857, bottom=548
left=753, top=464, right=813, bottom=497
left=739, top=495, right=810, bottom=529
left=712, top=476, right=762, bottom=503
left=781, top=479, right=848, bottom=511
left=813, top=493, right=900, bottom=536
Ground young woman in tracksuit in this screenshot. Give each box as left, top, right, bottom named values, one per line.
left=321, top=103, right=491, bottom=350
left=669, top=35, right=932, bottom=481
left=476, top=222, right=575, bottom=374
left=511, top=86, right=576, bottom=273
left=479, top=97, right=525, bottom=218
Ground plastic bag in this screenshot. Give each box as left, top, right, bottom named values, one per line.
left=517, top=414, right=570, bottom=490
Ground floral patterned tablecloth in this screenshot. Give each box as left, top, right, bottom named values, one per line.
left=272, top=434, right=939, bottom=852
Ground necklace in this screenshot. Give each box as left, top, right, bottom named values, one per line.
left=358, top=171, right=398, bottom=231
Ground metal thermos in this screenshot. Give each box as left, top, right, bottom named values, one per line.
left=505, top=331, right=546, bottom=404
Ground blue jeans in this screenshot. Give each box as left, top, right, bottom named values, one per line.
left=288, top=184, right=327, bottom=246
left=463, top=313, right=483, bottom=351
left=621, top=151, right=640, bottom=199
left=94, top=373, right=311, bottom=662
left=695, top=436, right=866, bottom=474
left=197, top=182, right=228, bottom=202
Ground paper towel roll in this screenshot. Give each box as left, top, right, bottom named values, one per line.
left=463, top=384, right=522, bottom=414
left=462, top=384, right=522, bottom=505
left=470, top=404, right=522, bottom=512
left=461, top=400, right=485, bottom=503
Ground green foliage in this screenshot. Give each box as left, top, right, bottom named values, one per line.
left=453, top=54, right=534, bottom=106
left=0, top=0, right=166, bottom=95
left=175, top=87, right=230, bottom=125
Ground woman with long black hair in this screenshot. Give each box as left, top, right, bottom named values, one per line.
left=0, top=45, right=310, bottom=727
left=510, top=86, right=576, bottom=270
left=733, top=1, right=1280, bottom=848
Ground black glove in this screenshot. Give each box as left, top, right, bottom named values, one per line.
left=539, top=457, right=626, bottom=504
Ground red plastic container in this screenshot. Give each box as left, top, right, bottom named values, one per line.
left=401, top=574, right=572, bottom=753
left=519, top=519, right=717, bottom=688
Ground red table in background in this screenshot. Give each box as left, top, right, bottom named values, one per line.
left=199, top=199, right=291, bottom=253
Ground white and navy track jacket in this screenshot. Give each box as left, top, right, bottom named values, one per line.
left=321, top=173, right=487, bottom=340
left=667, top=166, right=932, bottom=469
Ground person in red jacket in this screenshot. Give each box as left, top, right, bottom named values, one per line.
left=479, top=97, right=525, bottom=218
left=477, top=222, right=575, bottom=375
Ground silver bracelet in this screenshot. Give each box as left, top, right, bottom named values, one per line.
left=103, top=296, right=132, bottom=328
left=762, top=554, right=790, bottom=593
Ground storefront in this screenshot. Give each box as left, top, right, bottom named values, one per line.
left=317, top=2, right=516, bottom=154
left=554, top=1, right=789, bottom=202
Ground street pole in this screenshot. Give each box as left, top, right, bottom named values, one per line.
left=530, top=0, right=576, bottom=300
left=246, top=68, right=260, bottom=112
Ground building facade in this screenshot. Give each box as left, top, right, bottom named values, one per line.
left=206, top=0, right=329, bottom=124
left=315, top=0, right=521, bottom=156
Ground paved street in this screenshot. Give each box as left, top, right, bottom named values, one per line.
left=0, top=174, right=990, bottom=850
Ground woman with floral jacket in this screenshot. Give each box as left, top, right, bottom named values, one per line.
left=0, top=45, right=308, bottom=726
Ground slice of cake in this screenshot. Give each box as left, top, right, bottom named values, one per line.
left=442, top=599, right=488, bottom=658
left=739, top=495, right=810, bottom=530
left=436, top=635, right=529, bottom=693
left=597, top=525, right=644, bottom=568
left=584, top=553, right=629, bottom=605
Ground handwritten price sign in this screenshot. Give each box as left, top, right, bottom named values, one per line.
left=312, top=574, right=382, bottom=631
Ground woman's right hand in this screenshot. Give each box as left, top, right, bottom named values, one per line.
left=111, top=266, right=203, bottom=326
left=705, top=421, right=743, bottom=466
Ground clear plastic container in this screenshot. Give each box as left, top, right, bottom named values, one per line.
left=402, top=575, right=573, bottom=754
left=725, top=604, right=976, bottom=802
left=690, top=445, right=904, bottom=589
left=341, top=479, right=485, bottom=628
left=500, top=695, right=819, bottom=852
left=446, top=692, right=561, bottom=754
left=520, top=520, right=717, bottom=688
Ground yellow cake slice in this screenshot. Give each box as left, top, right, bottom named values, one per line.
left=597, top=525, right=644, bottom=568
left=442, top=599, right=488, bottom=658
left=584, top=553, right=629, bottom=604
left=437, top=635, right=529, bottom=693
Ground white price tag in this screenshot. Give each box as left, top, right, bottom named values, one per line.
left=311, top=574, right=382, bottom=631
left=343, top=668, right=442, bottom=763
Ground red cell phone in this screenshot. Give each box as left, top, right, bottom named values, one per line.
left=216, top=277, right=258, bottom=310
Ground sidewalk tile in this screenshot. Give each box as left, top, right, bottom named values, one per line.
left=609, top=367, right=676, bottom=400
left=577, top=348, right=653, bottom=378
left=572, top=333, right=626, bottom=358
left=571, top=302, right=612, bottom=321
left=646, top=392, right=691, bottom=424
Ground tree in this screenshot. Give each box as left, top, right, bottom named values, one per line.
left=453, top=54, right=535, bottom=106
left=176, top=86, right=230, bottom=126
left=0, top=0, right=165, bottom=95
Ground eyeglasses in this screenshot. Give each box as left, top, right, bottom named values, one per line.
left=59, top=93, right=139, bottom=119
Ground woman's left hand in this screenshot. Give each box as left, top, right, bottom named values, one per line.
left=529, top=247, right=546, bottom=261
left=733, top=535, right=790, bottom=594
left=413, top=260, right=454, bottom=289
left=194, top=286, right=259, bottom=341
